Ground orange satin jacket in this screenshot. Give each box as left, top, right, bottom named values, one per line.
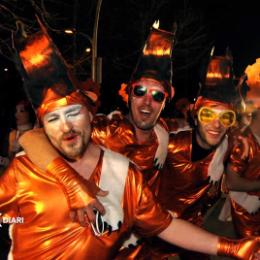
left=0, top=153, right=171, bottom=259
left=229, top=128, right=260, bottom=237
left=91, top=114, right=168, bottom=194
left=159, top=130, right=223, bottom=223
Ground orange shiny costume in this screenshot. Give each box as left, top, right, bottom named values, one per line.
left=137, top=129, right=225, bottom=259
left=91, top=113, right=168, bottom=195
left=0, top=152, right=171, bottom=259
left=159, top=130, right=223, bottom=222
left=228, top=128, right=260, bottom=237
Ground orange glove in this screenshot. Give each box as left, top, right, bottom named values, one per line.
left=47, top=157, right=100, bottom=208
left=218, top=237, right=260, bottom=259
left=19, top=128, right=103, bottom=211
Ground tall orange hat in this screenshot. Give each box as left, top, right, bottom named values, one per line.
left=119, top=22, right=176, bottom=103
left=12, top=17, right=98, bottom=121
left=194, top=47, right=238, bottom=111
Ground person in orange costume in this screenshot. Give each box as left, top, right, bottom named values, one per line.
left=17, top=23, right=180, bottom=258
left=0, top=94, right=173, bottom=259
left=2, top=18, right=260, bottom=260
left=9, top=18, right=107, bottom=225
left=138, top=51, right=248, bottom=259
left=225, top=59, right=260, bottom=238
left=22, top=24, right=176, bottom=199
left=91, top=25, right=176, bottom=197
left=20, top=24, right=176, bottom=226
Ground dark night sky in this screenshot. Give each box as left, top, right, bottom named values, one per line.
left=0, top=0, right=259, bottom=131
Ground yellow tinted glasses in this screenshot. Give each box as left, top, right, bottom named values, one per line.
left=198, top=106, right=236, bottom=127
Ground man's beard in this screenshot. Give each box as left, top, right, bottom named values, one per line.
left=135, top=120, right=156, bottom=131
left=129, top=109, right=158, bottom=131
left=59, top=131, right=88, bottom=161
left=61, top=143, right=85, bottom=161
left=196, top=127, right=226, bottom=150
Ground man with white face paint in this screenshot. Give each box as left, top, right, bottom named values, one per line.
left=43, top=104, right=91, bottom=160
left=18, top=24, right=176, bottom=258
left=22, top=25, right=175, bottom=198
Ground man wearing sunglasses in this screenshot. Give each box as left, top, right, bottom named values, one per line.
left=225, top=59, right=260, bottom=238
left=90, top=26, right=175, bottom=197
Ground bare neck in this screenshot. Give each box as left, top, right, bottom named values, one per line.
left=195, top=131, right=211, bottom=150
left=134, top=127, right=154, bottom=145
left=127, top=114, right=154, bottom=145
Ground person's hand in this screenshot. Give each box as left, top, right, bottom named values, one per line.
left=218, top=236, right=260, bottom=259
left=70, top=188, right=108, bottom=226
left=227, top=134, right=250, bottom=175
left=233, top=135, right=250, bottom=160
left=20, top=129, right=108, bottom=215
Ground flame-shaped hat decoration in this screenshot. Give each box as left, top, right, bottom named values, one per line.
left=199, top=48, right=238, bottom=104
left=12, top=17, right=98, bottom=117
left=130, top=24, right=175, bottom=99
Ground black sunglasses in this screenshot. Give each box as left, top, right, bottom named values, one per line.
left=132, top=85, right=167, bottom=103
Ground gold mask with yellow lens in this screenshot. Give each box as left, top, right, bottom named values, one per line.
left=198, top=107, right=236, bottom=128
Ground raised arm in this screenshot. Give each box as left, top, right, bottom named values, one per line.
left=159, top=218, right=260, bottom=259
left=131, top=165, right=260, bottom=259
left=19, top=128, right=107, bottom=224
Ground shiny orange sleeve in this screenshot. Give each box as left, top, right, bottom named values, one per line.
left=217, top=237, right=260, bottom=259
left=228, top=149, right=247, bottom=176
left=19, top=128, right=99, bottom=210
left=46, top=157, right=97, bottom=209
left=0, top=161, right=19, bottom=217
left=126, top=165, right=172, bottom=237
left=91, top=114, right=114, bottom=146
left=228, top=130, right=258, bottom=175
left=245, top=152, right=260, bottom=196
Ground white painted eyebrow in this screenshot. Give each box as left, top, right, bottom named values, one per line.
left=64, top=106, right=82, bottom=114
left=44, top=105, right=82, bottom=119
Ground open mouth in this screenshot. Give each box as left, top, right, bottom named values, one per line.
left=207, top=130, right=222, bottom=138
left=63, top=133, right=79, bottom=142
left=140, top=109, right=152, bottom=117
